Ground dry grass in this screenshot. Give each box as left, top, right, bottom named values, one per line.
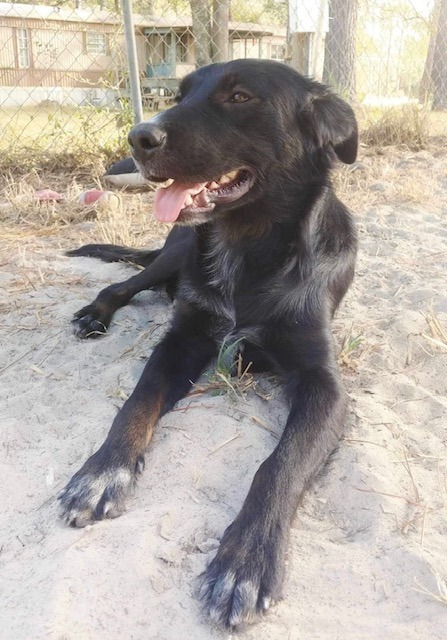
left=0, top=111, right=445, bottom=257
left=0, top=136, right=445, bottom=305
left=1, top=143, right=444, bottom=251
left=331, top=105, right=447, bottom=212
left=350, top=433, right=444, bottom=549
left=415, top=568, right=447, bottom=606
left=361, top=105, right=428, bottom=150
left=0, top=169, right=165, bottom=254
left=407, top=310, right=447, bottom=365
left=0, top=145, right=111, bottom=177
left=422, top=311, right=447, bottom=352
left=191, top=341, right=258, bottom=401
left=1, top=170, right=99, bottom=227
left=333, top=143, right=444, bottom=213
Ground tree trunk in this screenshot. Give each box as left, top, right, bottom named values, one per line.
left=323, top=0, right=358, bottom=99
left=420, top=0, right=440, bottom=102
left=432, top=0, right=447, bottom=109
left=211, top=0, right=229, bottom=62
left=190, top=0, right=212, bottom=68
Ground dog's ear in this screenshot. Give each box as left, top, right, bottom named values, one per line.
left=304, top=89, right=358, bottom=164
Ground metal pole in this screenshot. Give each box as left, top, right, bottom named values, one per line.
left=121, top=0, right=143, bottom=124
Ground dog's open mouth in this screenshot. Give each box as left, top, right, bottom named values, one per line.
left=153, top=168, right=255, bottom=223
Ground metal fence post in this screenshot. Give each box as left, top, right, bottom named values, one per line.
left=121, top=0, right=143, bottom=124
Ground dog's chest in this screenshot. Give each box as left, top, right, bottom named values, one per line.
left=180, top=238, right=278, bottom=337
left=205, top=241, right=243, bottom=299
left=181, top=253, right=241, bottom=327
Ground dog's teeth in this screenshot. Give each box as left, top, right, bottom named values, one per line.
left=164, top=178, right=174, bottom=187
left=184, top=194, right=193, bottom=206
left=209, top=181, right=220, bottom=189
left=218, top=170, right=238, bottom=185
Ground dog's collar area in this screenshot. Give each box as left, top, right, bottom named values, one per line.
left=153, top=168, right=255, bottom=223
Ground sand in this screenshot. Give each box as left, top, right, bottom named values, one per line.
left=1, top=148, right=446, bottom=639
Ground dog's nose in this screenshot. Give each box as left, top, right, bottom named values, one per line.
left=128, top=123, right=167, bottom=156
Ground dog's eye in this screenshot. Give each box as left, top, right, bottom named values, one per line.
left=228, top=92, right=251, bottom=104
left=174, top=93, right=182, bottom=103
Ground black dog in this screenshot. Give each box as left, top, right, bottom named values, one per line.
left=59, top=59, right=358, bottom=627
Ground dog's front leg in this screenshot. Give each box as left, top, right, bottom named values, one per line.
left=59, top=306, right=216, bottom=527
left=71, top=241, right=184, bottom=338
left=201, top=330, right=347, bottom=627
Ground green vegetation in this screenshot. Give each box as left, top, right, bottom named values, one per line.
left=0, top=103, right=144, bottom=173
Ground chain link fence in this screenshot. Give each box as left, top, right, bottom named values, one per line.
left=0, top=0, right=446, bottom=167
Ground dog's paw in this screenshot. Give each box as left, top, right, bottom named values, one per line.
left=72, top=304, right=111, bottom=339
left=58, top=455, right=144, bottom=527
left=200, top=522, right=285, bottom=628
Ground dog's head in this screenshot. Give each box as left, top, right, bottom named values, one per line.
left=129, top=59, right=358, bottom=226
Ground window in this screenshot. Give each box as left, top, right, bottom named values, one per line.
left=147, top=34, right=169, bottom=65
left=85, top=32, right=108, bottom=55
left=17, top=28, right=30, bottom=68
left=175, top=33, right=189, bottom=63
left=271, top=44, right=285, bottom=61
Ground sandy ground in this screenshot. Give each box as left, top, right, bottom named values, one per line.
left=1, top=149, right=447, bottom=639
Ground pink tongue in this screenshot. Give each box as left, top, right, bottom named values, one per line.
left=154, top=181, right=207, bottom=222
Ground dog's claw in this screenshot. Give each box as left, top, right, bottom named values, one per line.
left=72, top=305, right=110, bottom=339
left=58, top=462, right=138, bottom=527
left=200, top=562, right=277, bottom=628
left=199, top=524, right=283, bottom=628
